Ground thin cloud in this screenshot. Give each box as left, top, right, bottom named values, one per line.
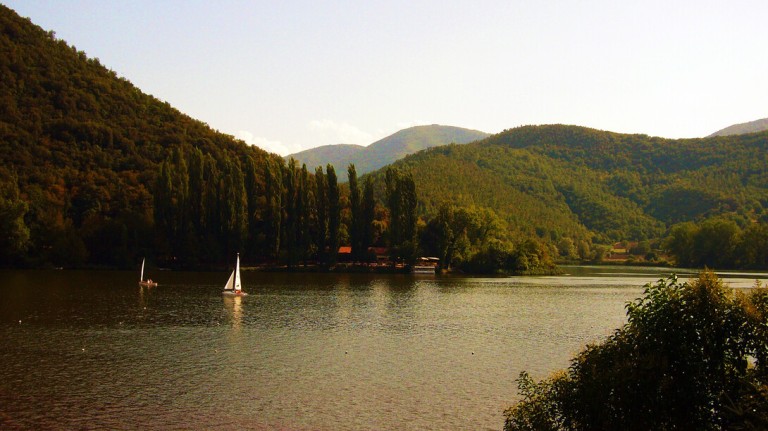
left=236, top=130, right=300, bottom=156
left=308, top=119, right=375, bottom=147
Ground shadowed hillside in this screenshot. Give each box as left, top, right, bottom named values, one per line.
left=0, top=5, right=279, bottom=267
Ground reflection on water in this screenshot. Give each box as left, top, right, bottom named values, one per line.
left=0, top=267, right=766, bottom=430
left=223, top=294, right=243, bottom=332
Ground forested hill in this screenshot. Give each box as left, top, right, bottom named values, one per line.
left=288, top=124, right=489, bottom=175
left=375, top=124, right=768, bottom=245
left=0, top=5, right=278, bottom=267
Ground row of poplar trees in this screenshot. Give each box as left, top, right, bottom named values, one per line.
left=153, top=146, right=417, bottom=268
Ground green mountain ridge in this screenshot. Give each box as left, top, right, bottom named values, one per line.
left=371, top=124, right=768, bottom=244
left=287, top=124, right=489, bottom=175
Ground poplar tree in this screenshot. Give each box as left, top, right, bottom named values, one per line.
left=385, top=167, right=402, bottom=262
left=263, top=158, right=283, bottom=259
left=385, top=167, right=418, bottom=264
left=283, top=158, right=299, bottom=267
left=182, top=148, right=207, bottom=264
left=243, top=155, right=260, bottom=256
left=399, top=171, right=418, bottom=263
left=362, top=176, right=375, bottom=257
left=220, top=159, right=247, bottom=258
left=201, top=154, right=221, bottom=262
left=314, top=166, right=328, bottom=264
left=186, top=148, right=205, bottom=237
left=326, top=164, right=340, bottom=266
left=348, top=164, right=362, bottom=260
left=299, top=164, right=314, bottom=265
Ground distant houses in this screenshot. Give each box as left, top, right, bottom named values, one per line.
left=336, top=246, right=438, bottom=272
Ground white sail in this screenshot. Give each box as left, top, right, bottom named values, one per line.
left=140, top=258, right=145, bottom=282
left=223, top=253, right=242, bottom=293
left=223, top=268, right=235, bottom=291
left=139, top=258, right=157, bottom=286
left=233, top=254, right=241, bottom=292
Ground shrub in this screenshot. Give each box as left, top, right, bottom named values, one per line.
left=504, top=272, right=768, bottom=430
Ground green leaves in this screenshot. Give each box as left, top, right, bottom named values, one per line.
left=505, top=272, right=768, bottom=430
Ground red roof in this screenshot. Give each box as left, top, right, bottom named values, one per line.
left=338, top=246, right=352, bottom=254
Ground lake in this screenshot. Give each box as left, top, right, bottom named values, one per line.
left=1, top=266, right=765, bottom=430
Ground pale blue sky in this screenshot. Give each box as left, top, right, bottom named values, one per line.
left=5, top=1, right=768, bottom=155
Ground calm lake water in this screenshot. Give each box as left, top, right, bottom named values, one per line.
left=1, top=266, right=765, bottom=430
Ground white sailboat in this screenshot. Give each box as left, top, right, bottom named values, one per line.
left=222, top=253, right=247, bottom=295
left=139, top=257, right=157, bottom=287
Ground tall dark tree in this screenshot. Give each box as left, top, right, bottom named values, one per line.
left=187, top=148, right=205, bottom=237
left=283, top=158, right=299, bottom=267
left=183, top=147, right=206, bottom=264
left=399, top=171, right=418, bottom=263
left=384, top=167, right=418, bottom=263
left=314, top=166, right=328, bottom=265
left=219, top=159, right=247, bottom=258
left=362, top=176, right=375, bottom=257
left=298, top=164, right=314, bottom=265
left=243, top=155, right=261, bottom=257
left=154, top=158, right=175, bottom=262
left=263, top=158, right=283, bottom=259
left=385, top=167, right=402, bottom=262
left=348, top=164, right=363, bottom=260
left=326, top=164, right=341, bottom=266
left=201, top=154, right=222, bottom=262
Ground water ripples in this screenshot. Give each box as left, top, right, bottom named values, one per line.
left=0, top=269, right=676, bottom=430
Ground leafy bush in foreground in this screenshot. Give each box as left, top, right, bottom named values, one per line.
left=504, top=272, right=768, bottom=431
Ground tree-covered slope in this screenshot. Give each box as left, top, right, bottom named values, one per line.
left=288, top=124, right=489, bottom=175
left=374, top=124, right=768, bottom=244
left=0, top=5, right=279, bottom=267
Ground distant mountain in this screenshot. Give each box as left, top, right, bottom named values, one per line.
left=287, top=144, right=364, bottom=171
left=709, top=117, right=768, bottom=137
left=287, top=124, right=489, bottom=174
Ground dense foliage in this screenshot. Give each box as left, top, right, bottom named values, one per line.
left=504, top=272, right=768, bottom=430
left=373, top=124, right=768, bottom=266
left=665, top=217, right=768, bottom=269
left=0, top=5, right=278, bottom=267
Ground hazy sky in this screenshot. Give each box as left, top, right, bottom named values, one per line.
left=5, top=1, right=768, bottom=155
